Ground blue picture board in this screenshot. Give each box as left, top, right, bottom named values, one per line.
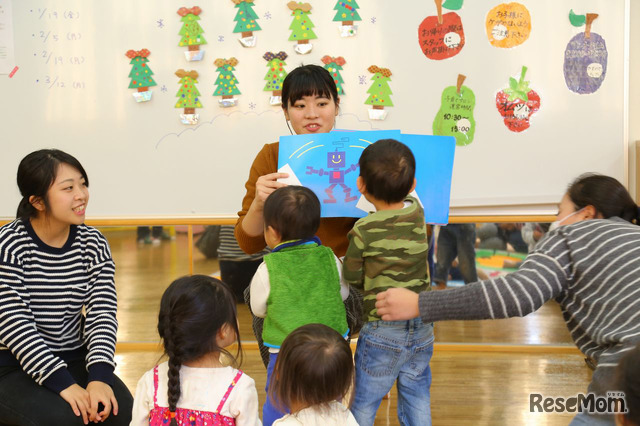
left=278, top=130, right=455, bottom=224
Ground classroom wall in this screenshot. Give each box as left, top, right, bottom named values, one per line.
left=0, top=1, right=635, bottom=217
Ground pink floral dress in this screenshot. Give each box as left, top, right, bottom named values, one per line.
left=148, top=366, right=244, bottom=426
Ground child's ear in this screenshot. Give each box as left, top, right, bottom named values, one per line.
left=282, top=105, right=290, bottom=121
left=29, top=196, right=45, bottom=212
left=356, top=176, right=365, bottom=194
left=409, top=178, right=417, bottom=194
left=217, top=324, right=227, bottom=340
left=265, top=225, right=282, bottom=246
left=217, top=323, right=236, bottom=346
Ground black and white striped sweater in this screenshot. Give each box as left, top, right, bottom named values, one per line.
left=419, top=218, right=640, bottom=394
left=0, top=219, right=118, bottom=393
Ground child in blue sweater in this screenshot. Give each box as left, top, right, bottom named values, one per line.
left=249, top=185, right=349, bottom=425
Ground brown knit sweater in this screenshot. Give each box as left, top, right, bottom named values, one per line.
left=234, top=142, right=357, bottom=257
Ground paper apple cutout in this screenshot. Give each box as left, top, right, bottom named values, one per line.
left=418, top=0, right=465, bottom=60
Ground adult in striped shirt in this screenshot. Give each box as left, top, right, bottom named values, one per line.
left=0, top=150, right=133, bottom=425
left=375, top=174, right=640, bottom=426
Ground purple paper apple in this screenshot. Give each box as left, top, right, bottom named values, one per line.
left=563, top=13, right=607, bottom=94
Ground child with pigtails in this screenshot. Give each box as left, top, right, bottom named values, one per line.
left=130, top=275, right=261, bottom=426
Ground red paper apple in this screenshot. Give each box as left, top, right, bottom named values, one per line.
left=418, top=0, right=465, bottom=60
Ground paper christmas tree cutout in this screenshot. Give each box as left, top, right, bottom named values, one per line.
left=214, top=58, right=241, bottom=107
left=322, top=55, right=346, bottom=95
left=232, top=0, right=261, bottom=47
left=125, top=48, right=157, bottom=102
left=333, top=0, right=361, bottom=37
left=175, top=69, right=203, bottom=124
left=287, top=1, right=316, bottom=54
left=365, top=65, right=393, bottom=120
left=263, top=51, right=288, bottom=105
left=178, top=6, right=206, bottom=61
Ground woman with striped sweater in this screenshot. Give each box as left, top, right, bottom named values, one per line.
left=375, top=174, right=640, bottom=426
left=0, top=150, right=133, bottom=425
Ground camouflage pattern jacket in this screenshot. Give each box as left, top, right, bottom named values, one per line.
left=343, top=196, right=430, bottom=322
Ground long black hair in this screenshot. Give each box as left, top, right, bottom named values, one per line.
left=16, top=149, right=89, bottom=220
left=158, top=275, right=242, bottom=425
left=566, top=174, right=639, bottom=224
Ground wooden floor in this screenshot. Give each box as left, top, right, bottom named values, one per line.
left=104, top=228, right=591, bottom=425
left=115, top=348, right=590, bottom=425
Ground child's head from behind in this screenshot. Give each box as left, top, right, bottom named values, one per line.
left=158, top=275, right=241, bottom=424
left=358, top=139, right=416, bottom=204
left=270, top=324, right=354, bottom=412
left=281, top=64, right=339, bottom=135
left=615, top=344, right=640, bottom=426
left=158, top=275, right=240, bottom=363
left=263, top=186, right=320, bottom=246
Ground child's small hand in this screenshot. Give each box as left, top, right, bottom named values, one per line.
left=255, top=173, right=288, bottom=205
left=375, top=288, right=420, bottom=321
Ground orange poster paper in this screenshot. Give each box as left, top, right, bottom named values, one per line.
left=485, top=2, right=531, bottom=48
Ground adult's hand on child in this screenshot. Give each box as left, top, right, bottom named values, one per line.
left=87, top=381, right=118, bottom=422
left=375, top=288, right=420, bottom=321
left=254, top=173, right=289, bottom=206
left=60, top=383, right=91, bottom=425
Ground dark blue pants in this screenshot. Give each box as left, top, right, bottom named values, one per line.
left=0, top=359, right=133, bottom=426
left=263, top=352, right=288, bottom=426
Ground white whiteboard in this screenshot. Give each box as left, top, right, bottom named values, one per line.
left=0, top=0, right=628, bottom=219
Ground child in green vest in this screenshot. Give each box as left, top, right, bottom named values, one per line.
left=249, top=185, right=349, bottom=425
left=343, top=139, right=433, bottom=426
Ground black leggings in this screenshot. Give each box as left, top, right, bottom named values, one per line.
left=220, top=259, right=263, bottom=302
left=0, top=359, right=133, bottom=426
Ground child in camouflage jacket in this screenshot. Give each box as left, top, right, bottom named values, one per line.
left=344, top=139, right=434, bottom=426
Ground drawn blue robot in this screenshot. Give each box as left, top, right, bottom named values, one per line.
left=306, top=138, right=359, bottom=204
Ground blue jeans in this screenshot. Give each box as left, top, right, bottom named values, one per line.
left=263, top=352, right=288, bottom=426
left=352, top=318, right=434, bottom=426
left=434, top=223, right=478, bottom=284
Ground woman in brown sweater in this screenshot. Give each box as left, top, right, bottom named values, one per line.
left=234, top=65, right=362, bottom=367
left=235, top=142, right=356, bottom=257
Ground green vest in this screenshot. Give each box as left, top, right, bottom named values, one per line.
left=262, top=242, right=349, bottom=348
